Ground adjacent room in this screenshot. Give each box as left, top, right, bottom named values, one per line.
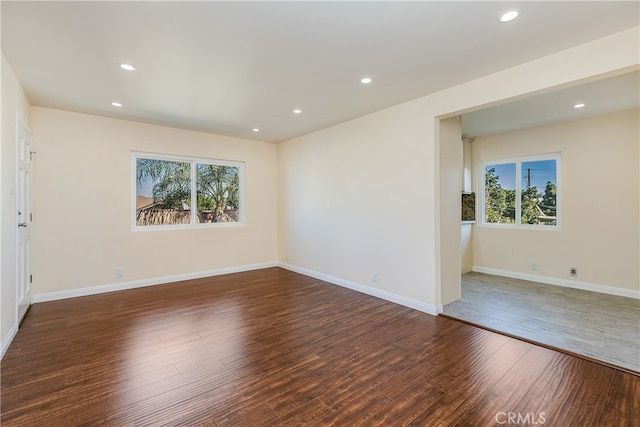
left=2, top=1, right=639, bottom=425
left=444, top=72, right=640, bottom=372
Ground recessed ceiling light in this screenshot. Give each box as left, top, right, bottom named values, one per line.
left=120, top=64, right=136, bottom=71
left=111, top=102, right=122, bottom=107
left=499, top=10, right=519, bottom=22
left=574, top=103, right=586, bottom=109
left=293, top=109, right=302, bottom=114
left=252, top=128, right=260, bottom=132
left=361, top=77, right=372, bottom=84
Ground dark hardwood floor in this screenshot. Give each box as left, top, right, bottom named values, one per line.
left=1, top=267, right=638, bottom=426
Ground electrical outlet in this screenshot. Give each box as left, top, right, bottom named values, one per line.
left=530, top=262, right=538, bottom=271
left=116, top=268, right=124, bottom=278
left=570, top=267, right=577, bottom=277
left=372, top=272, right=378, bottom=282
left=286, top=253, right=293, bottom=261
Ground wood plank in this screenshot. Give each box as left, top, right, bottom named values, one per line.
left=597, top=370, right=640, bottom=426
left=1, top=267, right=637, bottom=425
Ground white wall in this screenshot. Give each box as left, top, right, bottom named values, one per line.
left=1, top=54, right=31, bottom=354
left=461, top=139, right=474, bottom=274
left=30, top=108, right=278, bottom=296
left=461, top=225, right=473, bottom=273
left=438, top=116, right=462, bottom=305
left=278, top=27, right=639, bottom=312
left=472, top=109, right=639, bottom=293
left=277, top=101, right=435, bottom=309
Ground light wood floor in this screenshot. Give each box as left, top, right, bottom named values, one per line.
left=443, top=272, right=640, bottom=373
left=2, top=268, right=638, bottom=425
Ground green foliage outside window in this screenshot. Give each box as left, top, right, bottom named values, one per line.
left=484, top=158, right=557, bottom=227
left=135, top=156, right=241, bottom=226
left=485, top=167, right=515, bottom=224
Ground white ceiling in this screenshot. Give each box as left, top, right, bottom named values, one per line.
left=461, top=70, right=640, bottom=138
left=2, top=1, right=639, bottom=143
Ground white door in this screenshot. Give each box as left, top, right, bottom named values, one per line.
left=17, top=119, right=32, bottom=322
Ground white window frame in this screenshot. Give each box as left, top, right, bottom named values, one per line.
left=479, top=152, right=561, bottom=230
left=132, top=151, right=245, bottom=231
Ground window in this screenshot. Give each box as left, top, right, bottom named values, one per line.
left=133, top=152, right=243, bottom=229
left=481, top=153, right=559, bottom=228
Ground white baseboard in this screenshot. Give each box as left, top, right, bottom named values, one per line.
left=1, top=322, right=18, bottom=360
left=278, top=262, right=443, bottom=316
left=471, top=266, right=640, bottom=299
left=32, top=262, right=278, bottom=303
